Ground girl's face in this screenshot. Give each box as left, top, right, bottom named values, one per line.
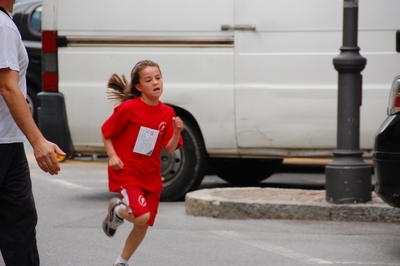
left=135, top=66, right=163, bottom=105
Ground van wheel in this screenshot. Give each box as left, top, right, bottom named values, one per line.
left=160, top=118, right=207, bottom=201
left=214, top=159, right=283, bottom=185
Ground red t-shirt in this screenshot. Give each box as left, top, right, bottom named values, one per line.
left=101, top=98, right=183, bottom=192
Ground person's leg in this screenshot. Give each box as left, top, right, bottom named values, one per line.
left=0, top=143, right=40, bottom=266
left=114, top=187, right=160, bottom=263
left=118, top=207, right=150, bottom=225
left=102, top=187, right=151, bottom=238
left=120, top=223, right=149, bottom=261
left=119, top=187, right=160, bottom=226
left=119, top=186, right=152, bottom=225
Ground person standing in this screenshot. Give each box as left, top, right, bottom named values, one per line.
left=101, top=60, right=184, bottom=266
left=0, top=0, right=65, bottom=265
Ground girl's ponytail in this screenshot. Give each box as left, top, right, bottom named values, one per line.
left=106, top=74, right=134, bottom=105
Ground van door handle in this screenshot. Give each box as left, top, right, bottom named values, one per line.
left=221, top=24, right=256, bottom=31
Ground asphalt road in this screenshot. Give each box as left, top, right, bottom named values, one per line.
left=1, top=144, right=397, bottom=266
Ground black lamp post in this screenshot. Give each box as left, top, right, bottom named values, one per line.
left=325, top=0, right=371, bottom=204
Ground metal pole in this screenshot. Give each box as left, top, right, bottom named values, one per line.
left=325, top=0, right=371, bottom=204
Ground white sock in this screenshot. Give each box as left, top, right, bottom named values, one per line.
left=114, top=205, right=123, bottom=219
left=115, top=255, right=128, bottom=264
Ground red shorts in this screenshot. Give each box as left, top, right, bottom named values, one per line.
left=120, top=186, right=161, bottom=226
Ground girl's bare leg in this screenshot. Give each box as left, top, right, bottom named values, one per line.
left=118, top=207, right=151, bottom=260
left=120, top=223, right=149, bottom=260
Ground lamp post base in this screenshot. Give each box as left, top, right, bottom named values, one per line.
left=326, top=163, right=372, bottom=204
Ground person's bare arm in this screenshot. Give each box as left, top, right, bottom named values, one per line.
left=0, top=68, right=64, bottom=175
left=102, top=133, right=124, bottom=170
left=164, top=116, right=184, bottom=153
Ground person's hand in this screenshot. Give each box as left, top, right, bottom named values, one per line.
left=172, top=116, right=184, bottom=133
left=33, top=139, right=65, bottom=175
left=109, top=154, right=124, bottom=171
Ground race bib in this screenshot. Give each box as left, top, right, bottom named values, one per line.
left=133, top=126, right=159, bottom=156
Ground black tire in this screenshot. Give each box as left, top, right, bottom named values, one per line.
left=215, top=158, right=283, bottom=185
left=26, top=84, right=39, bottom=124
left=160, top=118, right=207, bottom=201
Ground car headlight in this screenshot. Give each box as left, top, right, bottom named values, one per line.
left=387, top=75, right=400, bottom=116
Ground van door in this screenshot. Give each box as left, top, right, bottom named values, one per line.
left=233, top=0, right=342, bottom=156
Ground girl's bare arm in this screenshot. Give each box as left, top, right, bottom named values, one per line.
left=164, top=117, right=184, bottom=153
left=102, top=134, right=124, bottom=170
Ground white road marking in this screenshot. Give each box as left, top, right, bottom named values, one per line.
left=32, top=174, right=92, bottom=190
left=212, top=230, right=333, bottom=265
left=335, top=262, right=400, bottom=266
left=212, top=231, right=400, bottom=266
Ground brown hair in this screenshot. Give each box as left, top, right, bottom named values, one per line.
left=106, top=60, right=162, bottom=105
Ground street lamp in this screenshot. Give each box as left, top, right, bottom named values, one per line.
left=325, top=0, right=371, bottom=204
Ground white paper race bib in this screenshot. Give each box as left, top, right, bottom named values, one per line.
left=133, top=126, right=159, bottom=156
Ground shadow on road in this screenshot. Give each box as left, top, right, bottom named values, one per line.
left=198, top=161, right=374, bottom=194
left=198, top=162, right=328, bottom=191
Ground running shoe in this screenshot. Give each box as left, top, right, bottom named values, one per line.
left=102, top=198, right=124, bottom=237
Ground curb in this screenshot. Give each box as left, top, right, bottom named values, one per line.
left=185, top=187, right=400, bottom=223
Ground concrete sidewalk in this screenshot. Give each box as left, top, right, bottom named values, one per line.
left=185, top=187, right=400, bottom=223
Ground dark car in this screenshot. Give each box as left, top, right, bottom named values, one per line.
left=373, top=75, right=400, bottom=207
left=13, top=0, right=42, bottom=123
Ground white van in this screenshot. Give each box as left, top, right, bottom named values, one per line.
left=39, top=0, right=400, bottom=200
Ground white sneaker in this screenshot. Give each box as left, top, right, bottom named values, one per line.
left=102, top=198, right=124, bottom=237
